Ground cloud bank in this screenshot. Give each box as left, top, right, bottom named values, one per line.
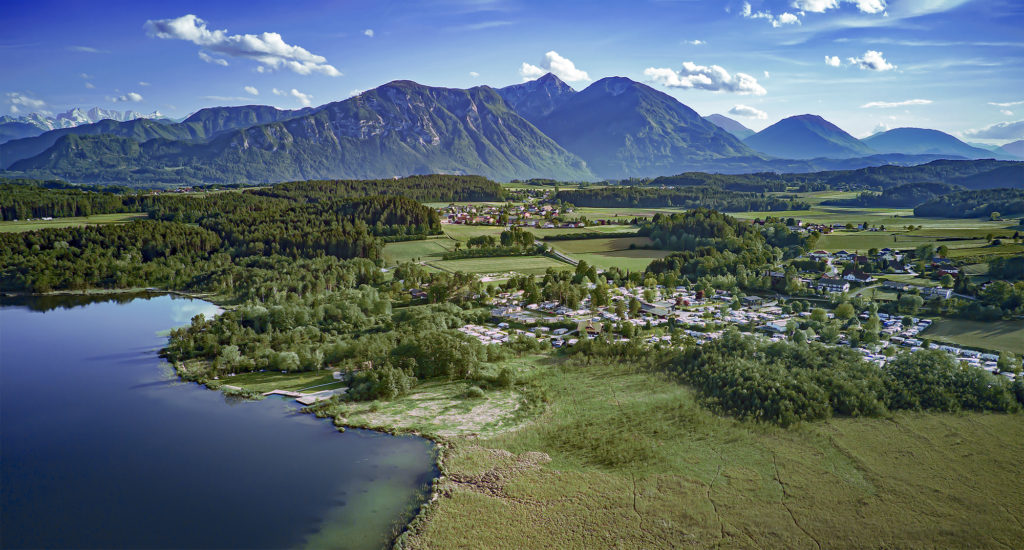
left=729, top=104, right=768, bottom=119
left=273, top=87, right=313, bottom=107
left=520, top=51, right=590, bottom=82
left=145, top=14, right=341, bottom=76
left=861, top=98, right=931, bottom=108
left=644, top=61, right=767, bottom=95
left=963, top=120, right=1024, bottom=140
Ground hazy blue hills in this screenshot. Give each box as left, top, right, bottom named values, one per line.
left=744, top=114, right=877, bottom=159
left=863, top=127, right=1013, bottom=159
left=998, top=139, right=1024, bottom=159
left=704, top=114, right=755, bottom=140
left=533, top=76, right=761, bottom=179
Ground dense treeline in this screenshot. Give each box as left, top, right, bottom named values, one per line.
left=989, top=256, right=1024, bottom=281
left=253, top=175, right=505, bottom=203
left=0, top=182, right=140, bottom=220
left=646, top=172, right=793, bottom=192
left=0, top=221, right=223, bottom=292
left=553, top=186, right=809, bottom=211
left=665, top=329, right=1023, bottom=426
left=913, top=188, right=1024, bottom=218
left=642, top=209, right=811, bottom=292
left=822, top=182, right=959, bottom=208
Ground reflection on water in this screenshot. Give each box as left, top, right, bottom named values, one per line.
left=1, top=294, right=437, bottom=550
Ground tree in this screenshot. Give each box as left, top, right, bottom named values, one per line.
left=810, top=308, right=828, bottom=324
left=990, top=211, right=1001, bottom=221
left=835, top=302, right=855, bottom=321
left=940, top=274, right=954, bottom=288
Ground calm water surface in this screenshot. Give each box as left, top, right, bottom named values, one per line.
left=0, top=294, right=437, bottom=550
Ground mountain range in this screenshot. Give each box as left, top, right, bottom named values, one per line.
left=0, top=107, right=165, bottom=144
left=1, top=74, right=1015, bottom=185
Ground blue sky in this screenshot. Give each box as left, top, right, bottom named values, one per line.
left=3, top=0, right=1023, bottom=142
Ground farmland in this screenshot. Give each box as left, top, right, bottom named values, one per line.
left=0, top=212, right=147, bottom=233
left=428, top=256, right=572, bottom=275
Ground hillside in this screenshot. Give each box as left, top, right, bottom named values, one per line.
left=497, top=73, right=577, bottom=125
left=535, top=77, right=761, bottom=179
left=744, top=114, right=877, bottom=159
left=998, top=139, right=1024, bottom=159
left=704, top=113, right=755, bottom=139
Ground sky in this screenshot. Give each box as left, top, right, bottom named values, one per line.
left=3, top=0, right=1023, bottom=143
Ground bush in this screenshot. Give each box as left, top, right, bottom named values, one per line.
left=465, top=386, right=485, bottom=399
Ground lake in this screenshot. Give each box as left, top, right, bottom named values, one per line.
left=0, top=294, right=437, bottom=550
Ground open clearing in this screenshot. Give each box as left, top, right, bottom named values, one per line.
left=922, top=318, right=1024, bottom=355
left=383, top=238, right=454, bottom=265
left=400, top=359, right=1024, bottom=549
left=428, top=255, right=572, bottom=275
left=0, top=212, right=147, bottom=233
left=546, top=236, right=671, bottom=271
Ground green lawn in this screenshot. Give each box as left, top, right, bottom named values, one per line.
left=383, top=238, right=455, bottom=264
left=428, top=255, right=572, bottom=275
left=400, top=358, right=1024, bottom=549
left=922, top=318, right=1024, bottom=355
left=0, top=212, right=148, bottom=233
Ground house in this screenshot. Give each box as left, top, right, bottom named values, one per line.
left=816, top=277, right=850, bottom=293
left=577, top=320, right=603, bottom=337
left=921, top=287, right=953, bottom=300
left=841, top=268, right=875, bottom=284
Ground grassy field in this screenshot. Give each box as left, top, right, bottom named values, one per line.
left=398, top=358, right=1024, bottom=549
left=428, top=256, right=572, bottom=275
left=219, top=370, right=343, bottom=393
left=0, top=212, right=147, bottom=233
left=922, top=318, right=1024, bottom=355
left=544, top=236, right=671, bottom=272
left=383, top=238, right=455, bottom=265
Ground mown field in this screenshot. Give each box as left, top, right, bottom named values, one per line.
left=922, top=318, right=1024, bottom=355
left=545, top=236, right=671, bottom=272
left=428, top=256, right=573, bottom=275
left=0, top=212, right=147, bottom=233
left=383, top=238, right=455, bottom=265
left=399, top=358, right=1024, bottom=549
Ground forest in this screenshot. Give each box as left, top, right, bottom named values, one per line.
left=821, top=182, right=960, bottom=208
left=553, top=186, right=809, bottom=211
left=913, top=188, right=1024, bottom=218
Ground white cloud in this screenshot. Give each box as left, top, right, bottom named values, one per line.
left=85, top=82, right=96, bottom=89
left=363, top=29, right=374, bottom=38
left=684, top=39, right=705, bottom=45
left=108, top=92, right=143, bottom=103
left=273, top=87, right=313, bottom=107
left=848, top=50, right=895, bottom=71
left=825, top=55, right=841, bottom=67
left=793, top=0, right=886, bottom=14
left=6, top=92, right=46, bottom=114
left=644, top=61, right=767, bottom=95
left=348, top=89, right=363, bottom=98
left=764, top=71, right=770, bottom=78
left=741, top=2, right=801, bottom=27
left=198, top=51, right=229, bottom=66
left=860, top=98, right=931, bottom=108
left=469, top=71, right=480, bottom=78
left=138, top=81, right=151, bottom=86
left=871, top=122, right=890, bottom=134
left=1002, top=110, right=1014, bottom=116
left=145, top=14, right=341, bottom=77
left=69, top=45, right=107, bottom=53
left=519, top=51, right=590, bottom=82
left=244, top=85, right=259, bottom=95
left=989, top=100, right=1024, bottom=107
left=963, top=120, right=1024, bottom=140
left=80, top=73, right=92, bottom=79
left=729, top=104, right=767, bottom=119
